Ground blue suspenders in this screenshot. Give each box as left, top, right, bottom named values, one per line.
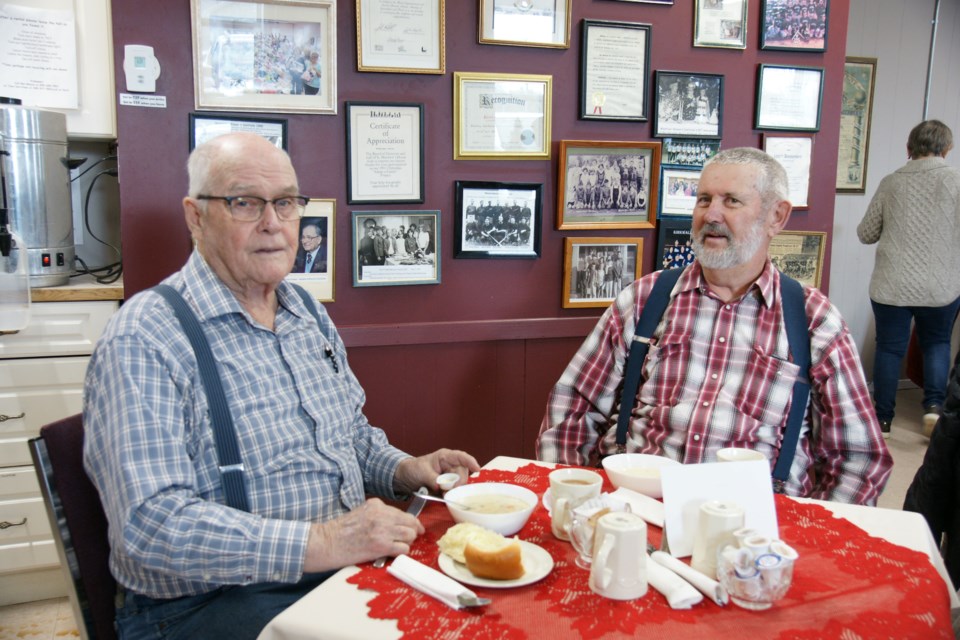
left=153, top=284, right=323, bottom=511
left=613, top=269, right=810, bottom=491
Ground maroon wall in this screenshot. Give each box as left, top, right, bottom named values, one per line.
left=111, top=0, right=850, bottom=462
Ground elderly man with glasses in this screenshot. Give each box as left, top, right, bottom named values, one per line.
left=82, top=133, right=478, bottom=640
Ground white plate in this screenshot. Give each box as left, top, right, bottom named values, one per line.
left=438, top=540, right=554, bottom=589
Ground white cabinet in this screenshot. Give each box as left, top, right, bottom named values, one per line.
left=0, top=299, right=116, bottom=606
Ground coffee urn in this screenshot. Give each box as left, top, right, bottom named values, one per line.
left=0, top=97, right=75, bottom=287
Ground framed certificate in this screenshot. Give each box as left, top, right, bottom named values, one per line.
left=454, top=181, right=542, bottom=259
left=763, top=133, right=812, bottom=209
left=357, top=0, right=445, bottom=73
left=579, top=20, right=651, bottom=122
left=769, top=230, right=826, bottom=288
left=453, top=72, right=552, bottom=160
left=755, top=64, right=824, bottom=132
left=694, top=0, right=747, bottom=49
left=345, top=102, right=424, bottom=204
left=285, top=199, right=336, bottom=302
left=836, top=57, right=877, bottom=193
left=479, top=0, right=571, bottom=48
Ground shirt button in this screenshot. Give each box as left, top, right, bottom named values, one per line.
left=718, top=337, right=726, bottom=343
left=725, top=305, right=731, bottom=310
left=203, top=574, right=212, bottom=581
left=272, top=572, right=282, bottom=581
left=702, top=401, right=709, bottom=407
left=693, top=434, right=701, bottom=441
left=711, top=373, right=719, bottom=380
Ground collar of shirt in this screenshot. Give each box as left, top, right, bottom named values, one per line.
left=681, top=260, right=779, bottom=310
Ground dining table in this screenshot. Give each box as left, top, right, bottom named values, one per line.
left=258, top=456, right=959, bottom=640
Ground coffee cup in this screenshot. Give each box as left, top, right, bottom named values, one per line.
left=589, top=511, right=648, bottom=600
left=690, top=500, right=745, bottom=578
left=717, top=447, right=767, bottom=463
left=548, top=468, right=602, bottom=540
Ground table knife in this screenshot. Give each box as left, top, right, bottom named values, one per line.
left=373, top=487, right=428, bottom=568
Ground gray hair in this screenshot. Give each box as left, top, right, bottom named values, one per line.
left=907, top=120, right=953, bottom=158
left=186, top=133, right=295, bottom=207
left=703, top=147, right=790, bottom=207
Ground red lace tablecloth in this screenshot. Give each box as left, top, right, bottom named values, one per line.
left=348, top=464, right=952, bottom=639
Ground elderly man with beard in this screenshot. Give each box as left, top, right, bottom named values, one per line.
left=536, top=147, right=891, bottom=505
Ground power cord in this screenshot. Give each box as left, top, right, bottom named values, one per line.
left=73, top=167, right=122, bottom=284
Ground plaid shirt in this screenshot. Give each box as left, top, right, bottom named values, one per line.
left=537, top=262, right=892, bottom=505
left=83, top=252, right=409, bottom=598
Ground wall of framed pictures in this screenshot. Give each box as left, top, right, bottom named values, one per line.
left=110, top=0, right=852, bottom=459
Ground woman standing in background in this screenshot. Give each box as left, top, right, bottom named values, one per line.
left=857, top=120, right=960, bottom=439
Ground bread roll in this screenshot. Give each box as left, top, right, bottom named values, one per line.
left=464, top=536, right=524, bottom=580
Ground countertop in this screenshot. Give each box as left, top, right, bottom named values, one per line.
left=30, top=274, right=124, bottom=302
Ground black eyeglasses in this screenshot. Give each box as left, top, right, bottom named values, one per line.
left=196, top=195, right=309, bottom=222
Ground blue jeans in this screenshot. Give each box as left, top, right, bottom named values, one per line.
left=115, top=571, right=334, bottom=640
left=871, top=297, right=960, bottom=422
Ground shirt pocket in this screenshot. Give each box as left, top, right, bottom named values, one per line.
left=639, top=337, right=692, bottom=408
left=733, top=350, right=801, bottom=431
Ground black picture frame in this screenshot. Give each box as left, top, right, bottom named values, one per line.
left=188, top=113, right=288, bottom=151
left=345, top=102, right=425, bottom=204
left=656, top=218, right=696, bottom=270
left=579, top=19, right=651, bottom=122
left=653, top=71, right=723, bottom=139
left=454, top=181, right=542, bottom=259
left=351, top=211, right=441, bottom=287
left=754, top=64, right=824, bottom=132
left=760, top=0, right=829, bottom=52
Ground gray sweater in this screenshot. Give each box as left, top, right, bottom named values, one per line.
left=857, top=156, right=960, bottom=306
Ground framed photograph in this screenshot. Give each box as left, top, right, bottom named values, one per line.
left=694, top=0, right=747, bottom=49
left=563, top=237, right=643, bottom=309
left=357, top=0, right=444, bottom=73
left=286, top=199, right=335, bottom=302
left=352, top=211, right=440, bottom=287
left=659, top=166, right=701, bottom=217
left=453, top=72, right=552, bottom=160
left=769, top=230, right=826, bottom=288
left=189, top=113, right=288, bottom=150
left=656, top=217, right=695, bottom=270
left=579, top=20, right=651, bottom=122
left=191, top=0, right=337, bottom=115
left=454, top=181, right=542, bottom=259
left=763, top=133, right=812, bottom=209
left=479, top=0, right=571, bottom=48
left=662, top=138, right=720, bottom=167
left=653, top=71, right=723, bottom=139
left=755, top=64, right=824, bottom=132
left=836, top=57, right=877, bottom=193
left=345, top=102, right=424, bottom=204
left=557, top=140, right=661, bottom=230
left=760, top=0, right=829, bottom=51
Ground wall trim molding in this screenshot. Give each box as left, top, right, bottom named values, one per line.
left=340, top=316, right=599, bottom=347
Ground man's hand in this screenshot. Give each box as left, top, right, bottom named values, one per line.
left=303, top=499, right=425, bottom=572
left=394, top=449, right=481, bottom=495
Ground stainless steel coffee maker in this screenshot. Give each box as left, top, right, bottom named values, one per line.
left=0, top=97, right=75, bottom=287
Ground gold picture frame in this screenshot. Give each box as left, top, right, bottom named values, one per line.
left=563, top=237, right=644, bottom=309
left=478, top=0, right=572, bottom=49
left=356, top=0, right=445, bottom=74
left=769, top=230, right=826, bottom=288
left=286, top=199, right=336, bottom=302
left=453, top=71, right=552, bottom=160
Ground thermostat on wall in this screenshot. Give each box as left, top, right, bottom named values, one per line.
left=123, top=44, right=161, bottom=93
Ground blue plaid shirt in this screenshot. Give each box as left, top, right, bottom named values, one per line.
left=83, top=251, right=409, bottom=598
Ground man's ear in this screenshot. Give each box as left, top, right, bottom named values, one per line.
left=183, top=197, right=203, bottom=241
left=768, top=200, right=792, bottom=237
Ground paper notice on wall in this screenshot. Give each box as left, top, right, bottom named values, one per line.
left=0, top=3, right=79, bottom=109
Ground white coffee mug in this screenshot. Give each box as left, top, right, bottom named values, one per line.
left=716, top=447, right=767, bottom=463
left=589, top=511, right=648, bottom=600
left=549, top=468, right=602, bottom=540
left=690, top=500, right=745, bottom=578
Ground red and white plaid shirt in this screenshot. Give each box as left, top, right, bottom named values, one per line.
left=537, top=261, right=892, bottom=505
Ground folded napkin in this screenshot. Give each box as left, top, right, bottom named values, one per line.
left=610, top=487, right=665, bottom=528
left=651, top=550, right=728, bottom=606
left=646, top=553, right=704, bottom=609
left=387, top=554, right=477, bottom=610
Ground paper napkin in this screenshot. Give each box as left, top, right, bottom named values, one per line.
left=387, top=554, right=478, bottom=610
left=651, top=550, right=728, bottom=606
left=646, top=553, right=704, bottom=609
left=609, top=487, right=665, bottom=528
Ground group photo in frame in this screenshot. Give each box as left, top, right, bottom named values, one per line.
left=188, top=113, right=288, bottom=150
left=356, top=0, right=444, bottom=73
left=656, top=217, right=695, bottom=270
left=579, top=19, right=651, bottom=122
left=562, top=237, right=643, bottom=309
left=454, top=181, right=542, bottom=259
left=755, top=64, right=824, bottom=132
left=653, top=71, right=723, bottom=139
left=345, top=102, right=424, bottom=204
left=760, top=0, right=829, bottom=51
left=611, top=0, right=672, bottom=3
left=351, top=211, right=440, bottom=287
left=453, top=72, right=552, bottom=160
left=191, top=0, right=337, bottom=114
left=694, top=0, right=747, bottom=49
left=769, top=230, right=826, bottom=288
left=836, top=57, right=877, bottom=193
left=285, top=199, right=335, bottom=302
left=479, top=0, right=571, bottom=48
left=556, top=139, right=661, bottom=230
left=662, top=138, right=719, bottom=167
left=763, top=133, right=812, bottom=209
left=659, top=166, right=701, bottom=217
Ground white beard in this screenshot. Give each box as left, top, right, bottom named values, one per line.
left=692, top=219, right=766, bottom=269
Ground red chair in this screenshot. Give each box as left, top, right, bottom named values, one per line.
left=29, top=414, right=117, bottom=640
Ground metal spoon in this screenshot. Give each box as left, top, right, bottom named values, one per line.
left=415, top=493, right=472, bottom=511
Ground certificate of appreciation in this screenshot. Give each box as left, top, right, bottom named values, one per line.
left=347, top=103, right=424, bottom=204
left=358, top=0, right=443, bottom=73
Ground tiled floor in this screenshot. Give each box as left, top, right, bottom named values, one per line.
left=0, top=386, right=941, bottom=639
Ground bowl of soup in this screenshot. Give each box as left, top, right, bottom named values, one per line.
left=442, top=482, right=538, bottom=536
left=602, top=453, right=681, bottom=499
